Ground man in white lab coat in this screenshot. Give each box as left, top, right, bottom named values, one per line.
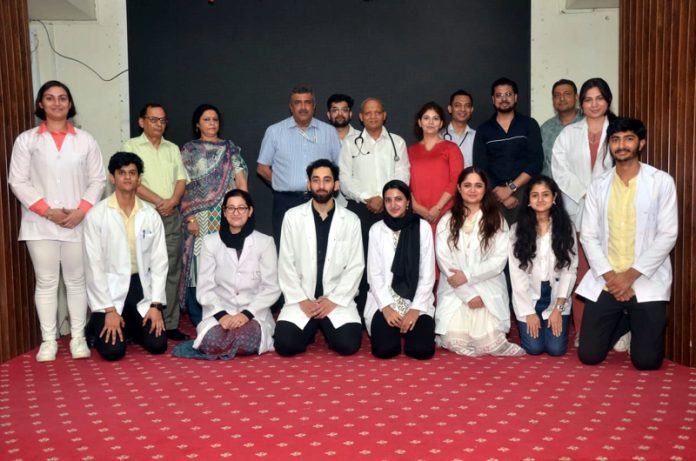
left=274, top=159, right=364, bottom=356
left=577, top=118, right=678, bottom=370
left=83, top=152, right=168, bottom=361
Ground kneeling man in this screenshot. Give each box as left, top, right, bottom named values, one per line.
left=577, top=118, right=677, bottom=370
left=274, top=159, right=364, bottom=356
left=84, top=152, right=168, bottom=360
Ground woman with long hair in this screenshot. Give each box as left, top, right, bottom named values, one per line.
left=435, top=167, right=524, bottom=356
left=363, top=180, right=436, bottom=359
left=9, top=80, right=105, bottom=362
left=552, top=77, right=615, bottom=345
left=509, top=176, right=578, bottom=356
left=408, top=101, right=464, bottom=232
left=179, top=104, right=248, bottom=326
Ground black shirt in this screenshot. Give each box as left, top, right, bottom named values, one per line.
left=312, top=203, right=335, bottom=298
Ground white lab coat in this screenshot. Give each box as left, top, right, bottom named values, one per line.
left=83, top=197, right=167, bottom=317
left=577, top=164, right=678, bottom=302
left=363, top=219, right=435, bottom=333
left=9, top=125, right=105, bottom=242
left=277, top=200, right=364, bottom=329
left=435, top=211, right=510, bottom=335
left=551, top=118, right=613, bottom=228
left=193, top=231, right=280, bottom=353
left=508, top=223, right=578, bottom=322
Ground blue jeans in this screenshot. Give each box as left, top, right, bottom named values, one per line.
left=518, top=281, right=569, bottom=356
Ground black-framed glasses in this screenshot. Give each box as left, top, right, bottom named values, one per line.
left=144, top=116, right=168, bottom=124
left=224, top=205, right=250, bottom=214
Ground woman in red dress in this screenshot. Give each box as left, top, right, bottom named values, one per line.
left=408, top=101, right=464, bottom=233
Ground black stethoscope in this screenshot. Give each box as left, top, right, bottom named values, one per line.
left=442, top=126, right=470, bottom=148
left=353, top=128, right=400, bottom=161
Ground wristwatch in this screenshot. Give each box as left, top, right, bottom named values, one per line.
left=506, top=181, right=518, bottom=192
left=553, top=303, right=565, bottom=313
left=150, top=302, right=164, bottom=311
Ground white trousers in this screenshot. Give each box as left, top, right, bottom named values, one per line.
left=26, top=240, right=87, bottom=341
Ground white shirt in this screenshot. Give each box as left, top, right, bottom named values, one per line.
left=441, top=122, right=476, bottom=168
left=9, top=126, right=106, bottom=242
left=339, top=127, right=410, bottom=203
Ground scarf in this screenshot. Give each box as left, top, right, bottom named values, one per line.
left=383, top=210, right=421, bottom=301
left=219, top=217, right=254, bottom=251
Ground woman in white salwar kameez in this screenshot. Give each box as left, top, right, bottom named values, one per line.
left=435, top=167, right=525, bottom=356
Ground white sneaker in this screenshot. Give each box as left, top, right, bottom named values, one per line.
left=613, top=332, right=631, bottom=352
left=70, top=337, right=91, bottom=359
left=36, top=340, right=58, bottom=362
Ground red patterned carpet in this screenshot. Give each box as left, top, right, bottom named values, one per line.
left=1, top=326, right=695, bottom=461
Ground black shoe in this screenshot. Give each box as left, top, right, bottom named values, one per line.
left=166, top=329, right=190, bottom=341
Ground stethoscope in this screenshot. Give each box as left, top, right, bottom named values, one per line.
left=353, top=128, right=400, bottom=161
left=442, top=126, right=470, bottom=148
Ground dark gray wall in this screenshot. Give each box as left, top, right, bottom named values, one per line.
left=126, top=0, right=531, bottom=233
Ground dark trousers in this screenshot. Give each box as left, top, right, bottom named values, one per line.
left=91, top=274, right=168, bottom=361
left=274, top=318, right=362, bottom=356
left=272, top=191, right=310, bottom=250
left=346, top=200, right=383, bottom=316
left=578, top=290, right=666, bottom=370
left=499, top=183, right=528, bottom=225
left=161, top=211, right=182, bottom=330
left=370, top=310, right=435, bottom=360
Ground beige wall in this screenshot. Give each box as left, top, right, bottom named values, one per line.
left=530, top=0, right=619, bottom=123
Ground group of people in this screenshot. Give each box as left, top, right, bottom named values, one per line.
left=8, top=76, right=677, bottom=371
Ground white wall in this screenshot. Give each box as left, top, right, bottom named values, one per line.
left=530, top=0, right=619, bottom=123
left=30, top=0, right=129, bottom=162
left=29, top=0, right=619, bottom=157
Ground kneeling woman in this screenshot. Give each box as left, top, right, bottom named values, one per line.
left=435, top=167, right=524, bottom=356
left=193, top=189, right=280, bottom=358
left=363, top=180, right=436, bottom=359
left=509, top=176, right=577, bottom=356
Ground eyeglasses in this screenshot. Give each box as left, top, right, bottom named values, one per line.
left=224, top=205, right=250, bottom=214
left=329, top=107, right=351, bottom=114
left=494, top=92, right=514, bottom=99
left=144, top=116, right=168, bottom=124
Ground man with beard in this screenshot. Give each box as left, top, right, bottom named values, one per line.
left=257, top=87, right=342, bottom=248
left=326, top=93, right=358, bottom=141
left=577, top=118, right=677, bottom=370
left=540, top=79, right=583, bottom=177
left=473, top=77, right=543, bottom=223
left=339, top=98, right=409, bottom=315
left=274, top=159, right=364, bottom=356
left=442, top=89, right=476, bottom=167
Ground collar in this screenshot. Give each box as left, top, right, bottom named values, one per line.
left=288, top=117, right=318, bottom=130
left=107, top=193, right=142, bottom=216
left=38, top=122, right=77, bottom=135
left=446, top=122, right=473, bottom=136
left=312, top=200, right=336, bottom=220
left=136, top=132, right=167, bottom=146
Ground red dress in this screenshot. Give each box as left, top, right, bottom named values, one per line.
left=408, top=140, right=464, bottom=232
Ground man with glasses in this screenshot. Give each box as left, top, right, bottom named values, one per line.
left=338, top=98, right=409, bottom=315
left=122, top=103, right=189, bottom=341
left=257, top=87, right=342, bottom=249
left=473, top=77, right=543, bottom=223
left=540, top=79, right=583, bottom=177
left=326, top=93, right=358, bottom=141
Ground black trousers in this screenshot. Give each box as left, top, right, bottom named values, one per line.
left=370, top=310, right=435, bottom=360
left=91, top=274, right=168, bottom=361
left=578, top=290, right=666, bottom=370
left=346, top=200, right=383, bottom=316
left=272, top=190, right=310, bottom=250
left=274, top=318, right=362, bottom=357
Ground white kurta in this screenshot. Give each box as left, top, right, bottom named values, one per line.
left=277, top=201, right=364, bottom=329
left=83, top=197, right=168, bottom=318
left=435, top=210, right=510, bottom=335
left=576, top=164, right=678, bottom=302
left=508, top=223, right=578, bottom=322
left=9, top=126, right=106, bottom=242
left=193, top=231, right=280, bottom=353
left=551, top=118, right=613, bottom=228
left=363, top=219, right=435, bottom=334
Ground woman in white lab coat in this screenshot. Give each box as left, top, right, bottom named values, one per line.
left=9, top=80, right=105, bottom=362
left=435, top=167, right=524, bottom=356
left=192, top=189, right=280, bottom=358
left=509, top=176, right=577, bottom=356
left=364, top=180, right=436, bottom=359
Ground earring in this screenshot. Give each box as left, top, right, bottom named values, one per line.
left=527, top=203, right=532, bottom=207
left=552, top=200, right=556, bottom=205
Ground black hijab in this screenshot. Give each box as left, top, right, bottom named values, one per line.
left=219, top=215, right=254, bottom=251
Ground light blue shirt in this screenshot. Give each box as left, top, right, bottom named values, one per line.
left=440, top=122, right=476, bottom=168
left=258, top=116, right=341, bottom=191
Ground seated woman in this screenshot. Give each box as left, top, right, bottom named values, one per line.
left=363, top=180, right=436, bottom=359
left=509, top=176, right=577, bottom=356
left=191, top=189, right=280, bottom=358
left=435, top=167, right=524, bottom=356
